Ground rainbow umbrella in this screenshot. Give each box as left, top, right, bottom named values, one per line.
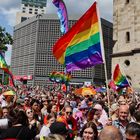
left=82, top=87, right=96, bottom=96
left=3, top=90, right=16, bottom=96
left=74, top=87, right=96, bottom=96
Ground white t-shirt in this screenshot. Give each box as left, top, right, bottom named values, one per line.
left=39, top=125, right=50, bottom=137
left=0, top=94, right=7, bottom=107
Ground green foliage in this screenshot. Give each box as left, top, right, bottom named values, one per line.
left=0, top=73, right=9, bottom=85
left=0, top=26, right=13, bottom=53
left=3, top=74, right=9, bottom=85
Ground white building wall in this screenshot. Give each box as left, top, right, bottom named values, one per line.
left=112, top=0, right=140, bottom=88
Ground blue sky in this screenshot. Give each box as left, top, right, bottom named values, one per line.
left=0, top=0, right=113, bottom=65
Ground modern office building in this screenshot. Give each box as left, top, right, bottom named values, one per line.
left=11, top=14, right=114, bottom=86
left=16, top=0, right=47, bottom=25
left=112, top=0, right=140, bottom=88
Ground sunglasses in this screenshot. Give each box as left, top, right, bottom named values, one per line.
left=66, top=112, right=72, bottom=115
left=27, top=110, right=32, bottom=114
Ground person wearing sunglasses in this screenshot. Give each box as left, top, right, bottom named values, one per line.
left=23, top=97, right=30, bottom=110
left=25, top=108, right=41, bottom=138
left=57, top=105, right=77, bottom=139
left=0, top=110, right=37, bottom=140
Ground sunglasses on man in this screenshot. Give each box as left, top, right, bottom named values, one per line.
left=66, top=111, right=72, bottom=115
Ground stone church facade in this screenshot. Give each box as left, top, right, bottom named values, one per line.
left=112, top=0, right=140, bottom=88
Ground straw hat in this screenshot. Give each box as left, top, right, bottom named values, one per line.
left=110, top=103, right=119, bottom=112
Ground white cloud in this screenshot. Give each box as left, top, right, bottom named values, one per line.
left=47, top=0, right=113, bottom=21
left=0, top=0, right=20, bottom=9
left=99, top=0, right=113, bottom=21
left=0, top=0, right=20, bottom=26
left=0, top=8, right=20, bottom=26
left=0, top=0, right=113, bottom=26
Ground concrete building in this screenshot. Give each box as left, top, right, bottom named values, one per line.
left=16, top=0, right=47, bottom=25
left=112, top=0, right=140, bottom=88
left=11, top=14, right=113, bottom=86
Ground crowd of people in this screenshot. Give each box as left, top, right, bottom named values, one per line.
left=0, top=84, right=140, bottom=140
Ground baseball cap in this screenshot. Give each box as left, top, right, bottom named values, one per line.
left=93, top=104, right=103, bottom=111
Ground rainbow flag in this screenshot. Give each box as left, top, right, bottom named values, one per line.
left=52, top=0, right=68, bottom=34
left=53, top=2, right=103, bottom=72
left=113, top=64, right=129, bottom=88
left=0, top=53, right=15, bottom=87
left=108, top=80, right=117, bottom=91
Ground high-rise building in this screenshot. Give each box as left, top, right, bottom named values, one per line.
left=11, top=14, right=113, bottom=86
left=112, top=0, right=140, bottom=88
left=16, top=0, right=47, bottom=25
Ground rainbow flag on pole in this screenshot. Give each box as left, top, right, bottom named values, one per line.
left=53, top=2, right=104, bottom=72
left=113, top=64, right=129, bottom=88
left=0, top=53, right=15, bottom=87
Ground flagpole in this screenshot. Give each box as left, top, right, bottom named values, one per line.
left=119, top=64, right=135, bottom=100
left=96, top=0, right=111, bottom=117
left=119, top=64, right=132, bottom=87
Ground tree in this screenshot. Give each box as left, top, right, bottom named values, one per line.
left=0, top=26, right=13, bottom=85
left=3, top=74, right=9, bottom=85
left=0, top=26, right=13, bottom=53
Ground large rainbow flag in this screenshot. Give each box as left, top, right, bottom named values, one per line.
left=53, top=2, right=104, bottom=72
left=0, top=53, right=15, bottom=87
left=113, top=64, right=129, bottom=88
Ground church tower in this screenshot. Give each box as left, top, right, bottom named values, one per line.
left=112, top=0, right=140, bottom=88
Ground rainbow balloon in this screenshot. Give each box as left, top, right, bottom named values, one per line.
left=49, top=71, right=71, bottom=84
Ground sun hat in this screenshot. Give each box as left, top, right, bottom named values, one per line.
left=79, top=103, right=89, bottom=110
left=110, top=103, right=119, bottom=112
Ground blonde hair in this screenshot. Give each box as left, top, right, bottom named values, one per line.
left=45, top=134, right=65, bottom=140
